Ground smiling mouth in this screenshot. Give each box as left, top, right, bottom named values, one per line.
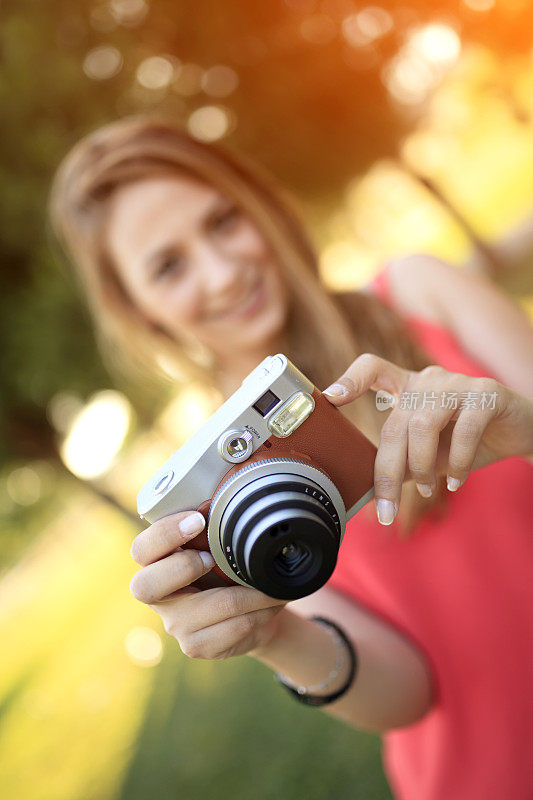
left=209, top=279, right=264, bottom=320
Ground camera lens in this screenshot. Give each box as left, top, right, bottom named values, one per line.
left=214, top=461, right=343, bottom=600
left=274, top=540, right=311, bottom=576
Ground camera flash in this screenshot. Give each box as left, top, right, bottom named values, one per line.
left=267, top=391, right=315, bottom=438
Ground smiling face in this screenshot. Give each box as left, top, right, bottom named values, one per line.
left=105, top=174, right=290, bottom=381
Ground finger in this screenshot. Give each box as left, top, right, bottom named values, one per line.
left=177, top=606, right=285, bottom=660
left=150, top=584, right=286, bottom=635
left=130, top=548, right=215, bottom=604
left=373, top=409, right=410, bottom=525
left=322, top=353, right=412, bottom=406
left=447, top=409, right=493, bottom=491
left=156, top=585, right=286, bottom=635
left=149, top=585, right=200, bottom=604
left=131, top=511, right=206, bottom=566
left=407, top=407, right=456, bottom=498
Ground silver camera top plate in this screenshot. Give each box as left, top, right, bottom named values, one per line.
left=137, top=354, right=314, bottom=522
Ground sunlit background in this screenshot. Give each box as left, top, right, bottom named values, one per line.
left=2, top=1, right=533, bottom=798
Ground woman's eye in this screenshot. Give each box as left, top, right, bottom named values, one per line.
left=212, top=206, right=241, bottom=232
left=154, top=254, right=184, bottom=280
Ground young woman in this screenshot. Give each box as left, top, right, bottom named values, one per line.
left=49, top=116, right=533, bottom=800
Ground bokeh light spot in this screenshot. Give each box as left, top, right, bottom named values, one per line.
left=382, top=23, right=461, bottom=105
left=6, top=467, right=43, bottom=506
left=158, top=383, right=218, bottom=441
left=83, top=46, right=123, bottom=80
left=357, top=6, right=393, bottom=40
left=342, top=7, right=393, bottom=47
left=125, top=627, right=163, bottom=667
left=463, top=0, right=495, bottom=10
left=110, top=0, right=148, bottom=26
left=201, top=65, right=239, bottom=97
left=187, top=106, right=231, bottom=142
left=409, top=24, right=461, bottom=66
left=136, top=56, right=174, bottom=90
left=383, top=53, right=436, bottom=105
left=60, top=390, right=132, bottom=479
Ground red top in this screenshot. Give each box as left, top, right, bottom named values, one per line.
left=326, top=265, right=533, bottom=800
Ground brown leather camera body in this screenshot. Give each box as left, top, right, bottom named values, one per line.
left=184, top=386, right=377, bottom=591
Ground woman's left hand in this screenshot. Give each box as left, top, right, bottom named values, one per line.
left=322, top=354, right=533, bottom=526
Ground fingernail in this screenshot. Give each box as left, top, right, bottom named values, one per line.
left=179, top=512, right=205, bottom=536
left=376, top=499, right=397, bottom=525
left=416, top=483, right=433, bottom=498
left=199, top=550, right=216, bottom=569
left=323, top=383, right=348, bottom=397
left=447, top=477, right=461, bottom=492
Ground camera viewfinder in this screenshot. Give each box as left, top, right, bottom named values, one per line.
left=252, top=389, right=280, bottom=417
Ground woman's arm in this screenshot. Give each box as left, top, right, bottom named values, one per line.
left=248, top=585, right=434, bottom=733
left=130, top=510, right=433, bottom=733
left=389, top=255, right=533, bottom=398
left=464, top=211, right=533, bottom=277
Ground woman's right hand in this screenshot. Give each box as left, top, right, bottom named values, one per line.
left=130, top=511, right=289, bottom=660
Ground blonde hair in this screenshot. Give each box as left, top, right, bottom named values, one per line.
left=48, top=114, right=448, bottom=533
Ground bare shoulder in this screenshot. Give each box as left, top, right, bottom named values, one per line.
left=355, top=254, right=479, bottom=326
left=384, top=254, right=457, bottom=325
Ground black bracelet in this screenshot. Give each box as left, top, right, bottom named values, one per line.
left=273, top=616, right=358, bottom=707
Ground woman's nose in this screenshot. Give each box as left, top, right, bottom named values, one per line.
left=196, top=240, right=242, bottom=296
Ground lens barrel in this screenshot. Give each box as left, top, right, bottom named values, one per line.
left=216, top=467, right=342, bottom=600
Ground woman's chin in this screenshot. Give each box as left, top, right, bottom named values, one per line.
left=213, top=305, right=287, bottom=355
left=244, top=304, right=286, bottom=345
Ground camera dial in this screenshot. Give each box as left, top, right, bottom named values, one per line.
left=218, top=429, right=254, bottom=463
